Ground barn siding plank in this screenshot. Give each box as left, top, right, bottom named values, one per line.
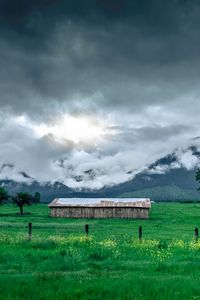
left=50, top=207, right=149, bottom=219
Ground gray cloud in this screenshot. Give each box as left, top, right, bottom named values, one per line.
left=0, top=0, right=200, bottom=188
left=1, top=0, right=200, bottom=116
left=0, top=112, right=199, bottom=189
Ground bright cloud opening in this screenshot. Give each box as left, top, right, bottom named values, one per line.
left=15, top=114, right=109, bottom=144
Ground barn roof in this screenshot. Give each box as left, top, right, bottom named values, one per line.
left=48, top=198, right=151, bottom=208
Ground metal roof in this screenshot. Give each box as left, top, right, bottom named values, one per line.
left=48, top=198, right=151, bottom=208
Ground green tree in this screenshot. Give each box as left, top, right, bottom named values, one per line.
left=0, top=187, right=9, bottom=205
left=34, top=192, right=41, bottom=204
left=196, top=169, right=200, bottom=190
left=12, top=192, right=34, bottom=215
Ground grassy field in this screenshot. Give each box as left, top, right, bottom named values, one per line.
left=1, top=203, right=200, bottom=299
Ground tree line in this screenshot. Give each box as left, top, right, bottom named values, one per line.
left=0, top=187, right=40, bottom=215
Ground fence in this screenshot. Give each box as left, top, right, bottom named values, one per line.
left=26, top=222, right=199, bottom=242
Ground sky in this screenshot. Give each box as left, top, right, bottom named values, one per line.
left=1, top=0, right=200, bottom=189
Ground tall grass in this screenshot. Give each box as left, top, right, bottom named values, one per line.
left=1, top=203, right=200, bottom=299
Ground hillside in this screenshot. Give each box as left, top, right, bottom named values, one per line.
left=1, top=149, right=200, bottom=202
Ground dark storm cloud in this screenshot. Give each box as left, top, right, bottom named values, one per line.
left=1, top=0, right=200, bottom=117
left=1, top=0, right=200, bottom=188
left=0, top=0, right=197, bottom=30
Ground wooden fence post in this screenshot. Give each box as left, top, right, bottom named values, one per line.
left=85, top=224, right=89, bottom=235
left=28, top=222, right=32, bottom=241
left=139, top=226, right=142, bottom=241
left=195, top=227, right=199, bottom=242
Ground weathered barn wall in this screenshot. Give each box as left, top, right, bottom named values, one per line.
left=50, top=207, right=149, bottom=219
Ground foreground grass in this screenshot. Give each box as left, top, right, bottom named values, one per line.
left=1, top=203, right=200, bottom=299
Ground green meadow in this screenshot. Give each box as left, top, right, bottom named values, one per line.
left=1, top=203, right=200, bottom=300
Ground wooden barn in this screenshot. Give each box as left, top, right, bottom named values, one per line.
left=48, top=198, right=151, bottom=219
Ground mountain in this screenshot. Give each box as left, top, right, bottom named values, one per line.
left=1, top=147, right=200, bottom=202
left=97, top=147, right=200, bottom=201
left=112, top=169, right=200, bottom=201
left=0, top=180, right=76, bottom=202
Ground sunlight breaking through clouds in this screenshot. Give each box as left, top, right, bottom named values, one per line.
left=15, top=114, right=114, bottom=145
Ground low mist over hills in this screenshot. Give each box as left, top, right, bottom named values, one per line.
left=1, top=146, right=200, bottom=202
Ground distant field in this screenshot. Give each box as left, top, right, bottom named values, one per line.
left=1, top=203, right=200, bottom=299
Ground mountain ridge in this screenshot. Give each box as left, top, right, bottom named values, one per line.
left=1, top=147, right=200, bottom=202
